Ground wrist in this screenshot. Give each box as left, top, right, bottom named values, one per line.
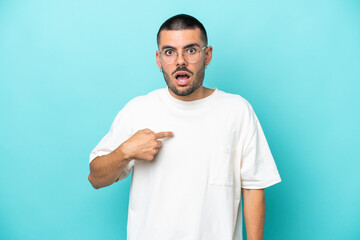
left=115, top=143, right=132, bottom=162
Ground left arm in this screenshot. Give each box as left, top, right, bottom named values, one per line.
left=242, top=188, right=265, bottom=240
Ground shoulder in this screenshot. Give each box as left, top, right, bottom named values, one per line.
left=214, top=90, right=262, bottom=136
left=111, top=88, right=165, bottom=123
left=214, top=89, right=259, bottom=130
left=120, top=88, right=165, bottom=112
left=125, top=88, right=165, bottom=106
left=215, top=89, right=255, bottom=114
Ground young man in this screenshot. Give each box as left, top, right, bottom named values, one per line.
left=88, top=14, right=281, bottom=240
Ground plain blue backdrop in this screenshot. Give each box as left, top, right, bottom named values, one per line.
left=1, top=0, right=359, bottom=239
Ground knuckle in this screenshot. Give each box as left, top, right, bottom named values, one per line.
left=142, top=128, right=153, bottom=134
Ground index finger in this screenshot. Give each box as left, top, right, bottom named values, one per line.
left=155, top=131, right=174, bottom=139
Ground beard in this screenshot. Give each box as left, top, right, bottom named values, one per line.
left=162, top=65, right=205, bottom=97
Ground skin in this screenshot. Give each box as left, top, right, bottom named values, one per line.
left=88, top=27, right=266, bottom=239
left=242, top=188, right=265, bottom=240
left=88, top=129, right=173, bottom=189
left=156, top=28, right=214, bottom=101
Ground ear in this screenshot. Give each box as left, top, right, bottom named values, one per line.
left=156, top=51, right=162, bottom=70
left=204, top=46, right=213, bottom=66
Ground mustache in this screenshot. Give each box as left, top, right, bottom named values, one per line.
left=172, top=67, right=193, bottom=75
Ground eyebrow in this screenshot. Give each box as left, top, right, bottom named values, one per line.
left=161, top=43, right=202, bottom=51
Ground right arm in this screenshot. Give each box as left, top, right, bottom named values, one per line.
left=88, top=129, right=173, bottom=189
left=88, top=145, right=131, bottom=189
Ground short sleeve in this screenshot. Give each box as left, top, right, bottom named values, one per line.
left=89, top=104, right=135, bottom=181
left=240, top=109, right=281, bottom=189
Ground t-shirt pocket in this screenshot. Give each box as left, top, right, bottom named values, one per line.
left=209, top=146, right=234, bottom=187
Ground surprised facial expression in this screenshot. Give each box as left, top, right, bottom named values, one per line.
left=156, top=28, right=212, bottom=100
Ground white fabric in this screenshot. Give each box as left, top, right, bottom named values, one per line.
left=89, top=88, right=281, bottom=240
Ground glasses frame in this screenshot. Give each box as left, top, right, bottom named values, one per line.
left=159, top=46, right=207, bottom=64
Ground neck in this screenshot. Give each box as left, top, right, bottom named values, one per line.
left=168, top=86, right=215, bottom=101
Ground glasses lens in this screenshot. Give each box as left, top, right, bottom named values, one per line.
left=160, top=47, right=204, bottom=64
left=186, top=52, right=199, bottom=63
left=161, top=49, right=176, bottom=64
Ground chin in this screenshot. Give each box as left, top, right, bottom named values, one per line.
left=170, top=84, right=198, bottom=96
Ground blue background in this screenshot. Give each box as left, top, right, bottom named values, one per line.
left=1, top=0, right=359, bottom=239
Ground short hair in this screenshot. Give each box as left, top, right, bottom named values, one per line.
left=157, top=14, right=208, bottom=47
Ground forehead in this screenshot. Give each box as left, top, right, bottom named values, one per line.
left=158, top=28, right=203, bottom=48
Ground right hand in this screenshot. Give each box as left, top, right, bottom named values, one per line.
left=119, top=128, right=174, bottom=161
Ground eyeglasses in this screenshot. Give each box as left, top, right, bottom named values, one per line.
left=159, top=46, right=207, bottom=64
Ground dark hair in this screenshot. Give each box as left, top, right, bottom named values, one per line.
left=157, top=14, right=208, bottom=47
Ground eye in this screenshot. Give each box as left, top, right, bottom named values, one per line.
left=164, top=49, right=174, bottom=56
left=186, top=48, right=196, bottom=54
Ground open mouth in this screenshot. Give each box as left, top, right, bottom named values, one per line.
left=174, top=71, right=191, bottom=85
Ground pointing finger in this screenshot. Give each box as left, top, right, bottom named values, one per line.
left=155, top=131, right=174, bottom=139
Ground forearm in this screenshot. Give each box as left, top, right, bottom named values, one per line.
left=242, top=188, right=265, bottom=240
left=88, top=145, right=130, bottom=189
left=88, top=129, right=173, bottom=189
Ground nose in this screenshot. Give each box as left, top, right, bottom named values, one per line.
left=176, top=51, right=187, bottom=66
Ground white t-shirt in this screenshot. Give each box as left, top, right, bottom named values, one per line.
left=90, top=88, right=281, bottom=240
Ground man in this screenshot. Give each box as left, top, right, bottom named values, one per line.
left=88, top=14, right=281, bottom=240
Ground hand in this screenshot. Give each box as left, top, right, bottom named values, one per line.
left=120, top=128, right=174, bottom=161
